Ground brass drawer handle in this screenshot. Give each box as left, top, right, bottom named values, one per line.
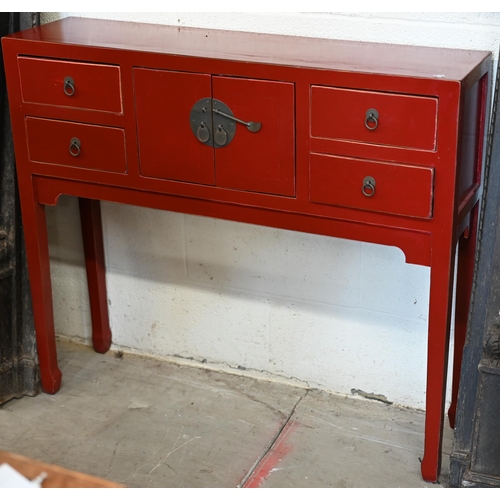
left=69, top=137, right=81, bottom=157
left=365, top=108, right=379, bottom=131
left=63, top=76, right=75, bottom=96
left=362, top=176, right=376, bottom=197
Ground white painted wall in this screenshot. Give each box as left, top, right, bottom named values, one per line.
left=40, top=12, right=500, bottom=409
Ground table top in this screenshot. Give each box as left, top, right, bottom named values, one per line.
left=3, top=16, right=490, bottom=81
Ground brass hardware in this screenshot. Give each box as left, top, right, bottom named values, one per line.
left=190, top=98, right=214, bottom=146
left=197, top=122, right=210, bottom=143
left=362, top=176, right=376, bottom=197
left=69, top=137, right=81, bottom=157
left=63, top=76, right=75, bottom=96
left=212, top=108, right=261, bottom=133
left=190, top=98, right=260, bottom=148
left=214, top=124, right=228, bottom=147
left=365, top=108, right=379, bottom=131
left=211, top=100, right=236, bottom=148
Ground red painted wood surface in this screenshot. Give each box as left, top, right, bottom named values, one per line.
left=26, top=117, right=127, bottom=173
left=311, top=86, right=438, bottom=151
left=19, top=56, right=122, bottom=113
left=6, top=17, right=489, bottom=81
left=134, top=68, right=215, bottom=185
left=1, top=17, right=492, bottom=484
left=309, top=153, right=434, bottom=219
left=32, top=175, right=434, bottom=272
left=213, top=76, right=295, bottom=196
left=78, top=199, right=112, bottom=354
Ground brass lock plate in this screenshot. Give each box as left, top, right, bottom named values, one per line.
left=189, top=98, right=214, bottom=147
left=211, top=99, right=236, bottom=148
left=189, top=98, right=236, bottom=148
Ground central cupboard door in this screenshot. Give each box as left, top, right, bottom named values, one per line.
left=134, top=68, right=215, bottom=185
left=212, top=76, right=295, bottom=197
left=134, top=68, right=295, bottom=196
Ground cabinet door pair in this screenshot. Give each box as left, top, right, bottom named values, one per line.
left=134, top=69, right=295, bottom=197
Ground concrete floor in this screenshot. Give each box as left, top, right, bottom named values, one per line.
left=0, top=340, right=452, bottom=488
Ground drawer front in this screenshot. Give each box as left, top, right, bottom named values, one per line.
left=310, top=153, right=434, bottom=219
left=311, top=86, right=438, bottom=151
left=19, top=57, right=122, bottom=113
left=26, top=117, right=127, bottom=173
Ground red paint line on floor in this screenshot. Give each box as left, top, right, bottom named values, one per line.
left=243, top=420, right=297, bottom=488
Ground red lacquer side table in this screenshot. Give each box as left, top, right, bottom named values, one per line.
left=1, top=17, right=491, bottom=483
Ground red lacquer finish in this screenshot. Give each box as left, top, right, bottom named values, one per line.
left=134, top=68, right=214, bottom=185
left=19, top=56, right=122, bottom=113
left=309, top=153, right=434, bottom=219
left=310, top=86, right=438, bottom=151
left=22, top=197, right=62, bottom=394
left=1, top=17, right=491, bottom=483
left=26, top=117, right=127, bottom=173
left=78, top=198, right=112, bottom=354
left=213, top=76, right=295, bottom=196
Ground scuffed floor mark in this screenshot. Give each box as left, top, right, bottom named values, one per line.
left=242, top=420, right=298, bottom=488
left=305, top=411, right=419, bottom=452
left=351, top=388, right=393, bottom=405
left=307, top=414, right=343, bottom=430
left=237, top=419, right=258, bottom=427
left=163, top=375, right=237, bottom=398
left=128, top=399, right=151, bottom=410
left=229, top=384, right=287, bottom=419
left=146, top=425, right=201, bottom=481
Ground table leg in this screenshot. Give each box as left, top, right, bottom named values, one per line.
left=21, top=197, right=61, bottom=394
left=78, top=198, right=112, bottom=353
left=421, top=245, right=456, bottom=483
left=448, top=204, right=479, bottom=429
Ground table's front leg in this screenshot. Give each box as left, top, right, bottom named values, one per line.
left=78, top=198, right=112, bottom=353
left=421, top=243, right=456, bottom=482
left=21, top=194, right=61, bottom=394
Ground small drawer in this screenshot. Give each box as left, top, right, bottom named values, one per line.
left=311, top=86, right=438, bottom=151
left=310, top=153, right=434, bottom=219
left=26, top=117, right=127, bottom=173
left=18, top=57, right=122, bottom=113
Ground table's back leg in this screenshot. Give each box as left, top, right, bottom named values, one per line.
left=78, top=198, right=112, bottom=353
left=447, top=204, right=479, bottom=429
left=21, top=196, right=61, bottom=393
left=421, top=245, right=456, bottom=483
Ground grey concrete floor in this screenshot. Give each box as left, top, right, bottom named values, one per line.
left=0, top=340, right=452, bottom=488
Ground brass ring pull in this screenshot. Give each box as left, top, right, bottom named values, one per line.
left=362, top=176, right=376, bottom=197
left=214, top=124, right=228, bottom=146
left=365, top=108, right=379, bottom=131
left=63, top=76, right=75, bottom=96
left=69, top=137, right=81, bottom=157
left=196, top=122, right=210, bottom=143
